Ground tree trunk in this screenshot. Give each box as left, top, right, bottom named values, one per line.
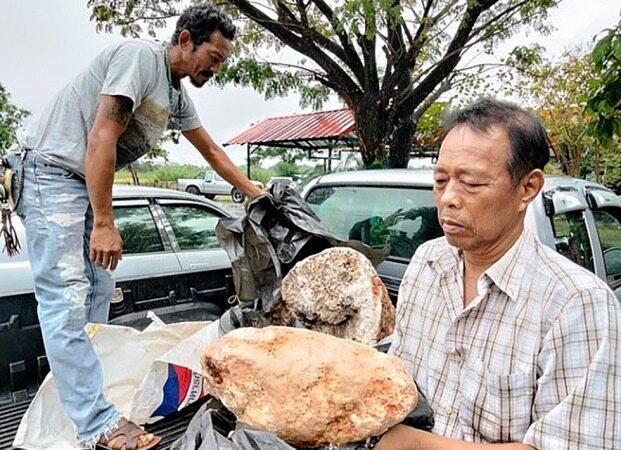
left=387, top=65, right=416, bottom=168
left=352, top=94, right=386, bottom=167
left=129, top=164, right=140, bottom=185
left=388, top=117, right=414, bottom=168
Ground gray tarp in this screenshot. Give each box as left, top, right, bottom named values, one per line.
left=171, top=390, right=434, bottom=450
left=215, top=184, right=388, bottom=313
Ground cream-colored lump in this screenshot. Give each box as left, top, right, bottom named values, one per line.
left=280, top=247, right=395, bottom=345
left=201, top=326, right=417, bottom=448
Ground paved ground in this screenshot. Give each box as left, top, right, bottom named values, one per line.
left=212, top=196, right=246, bottom=217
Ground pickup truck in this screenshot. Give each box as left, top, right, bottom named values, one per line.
left=302, top=169, right=621, bottom=302
left=0, top=185, right=236, bottom=449
left=177, top=170, right=264, bottom=203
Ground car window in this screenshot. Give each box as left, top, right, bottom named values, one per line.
left=161, top=204, right=222, bottom=250
left=215, top=173, right=225, bottom=182
left=204, top=172, right=213, bottom=182
left=306, top=185, right=442, bottom=259
left=551, top=210, right=594, bottom=272
left=592, top=209, right=621, bottom=288
left=114, top=206, right=164, bottom=254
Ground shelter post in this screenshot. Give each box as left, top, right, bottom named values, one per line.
left=247, top=144, right=251, bottom=179
left=328, top=147, right=333, bottom=172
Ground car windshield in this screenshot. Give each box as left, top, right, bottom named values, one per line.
left=306, top=185, right=443, bottom=260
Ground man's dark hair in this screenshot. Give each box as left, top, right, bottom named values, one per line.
left=442, top=98, right=550, bottom=185
left=171, top=3, right=236, bottom=46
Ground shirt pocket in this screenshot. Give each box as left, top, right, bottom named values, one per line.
left=458, top=357, right=534, bottom=443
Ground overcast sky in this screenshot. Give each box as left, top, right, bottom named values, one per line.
left=1, top=0, right=619, bottom=166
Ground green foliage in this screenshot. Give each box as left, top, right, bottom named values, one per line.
left=505, top=44, right=545, bottom=73
left=272, top=160, right=300, bottom=176
left=143, top=134, right=172, bottom=161
left=599, top=150, right=621, bottom=194
left=249, top=146, right=306, bottom=167
left=413, top=101, right=447, bottom=155
left=586, top=20, right=621, bottom=144
left=88, top=0, right=179, bottom=37
left=114, top=162, right=203, bottom=185
left=0, top=83, right=29, bottom=157
left=365, top=158, right=385, bottom=169
left=509, top=46, right=620, bottom=191
left=217, top=60, right=330, bottom=110
left=117, top=160, right=315, bottom=188
left=238, top=164, right=272, bottom=184
left=295, top=164, right=328, bottom=191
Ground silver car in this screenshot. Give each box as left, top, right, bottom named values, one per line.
left=302, top=169, right=621, bottom=301
left=0, top=185, right=235, bottom=329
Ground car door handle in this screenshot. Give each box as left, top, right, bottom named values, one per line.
left=189, top=263, right=210, bottom=270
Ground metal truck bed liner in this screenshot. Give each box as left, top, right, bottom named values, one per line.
left=1, top=397, right=209, bottom=450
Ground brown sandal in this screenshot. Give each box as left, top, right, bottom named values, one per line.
left=96, top=418, right=161, bottom=450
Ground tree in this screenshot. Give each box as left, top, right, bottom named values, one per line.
left=88, top=0, right=559, bottom=168
left=509, top=47, right=620, bottom=190
left=510, top=50, right=598, bottom=178
left=411, top=101, right=447, bottom=156
left=585, top=19, right=621, bottom=145
left=0, top=83, right=29, bottom=157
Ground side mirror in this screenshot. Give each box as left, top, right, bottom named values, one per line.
left=542, top=186, right=587, bottom=217
left=585, top=187, right=621, bottom=210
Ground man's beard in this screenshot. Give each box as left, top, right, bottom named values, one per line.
left=191, top=71, right=213, bottom=88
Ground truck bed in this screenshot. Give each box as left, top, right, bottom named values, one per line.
left=0, top=288, right=231, bottom=450
left=1, top=396, right=208, bottom=450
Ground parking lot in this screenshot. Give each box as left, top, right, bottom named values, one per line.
left=213, top=197, right=246, bottom=217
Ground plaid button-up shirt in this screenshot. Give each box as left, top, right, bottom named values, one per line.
left=390, top=229, right=621, bottom=449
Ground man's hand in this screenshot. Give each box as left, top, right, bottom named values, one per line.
left=90, top=223, right=123, bottom=271
left=374, top=425, right=418, bottom=450
left=183, top=127, right=267, bottom=197
left=374, top=425, right=536, bottom=450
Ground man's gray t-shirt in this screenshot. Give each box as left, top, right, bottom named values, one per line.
left=18, top=39, right=201, bottom=177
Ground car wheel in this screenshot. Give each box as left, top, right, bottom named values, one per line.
left=204, top=194, right=216, bottom=200
left=186, top=186, right=201, bottom=196
left=231, top=188, right=245, bottom=203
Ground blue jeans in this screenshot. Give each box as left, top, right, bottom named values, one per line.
left=7, top=150, right=120, bottom=446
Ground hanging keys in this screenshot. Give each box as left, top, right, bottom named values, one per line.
left=1, top=198, right=20, bottom=257
left=0, top=156, right=22, bottom=256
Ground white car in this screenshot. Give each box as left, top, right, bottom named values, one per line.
left=177, top=170, right=264, bottom=203
left=302, top=169, right=621, bottom=302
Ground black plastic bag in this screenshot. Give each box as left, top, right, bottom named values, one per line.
left=403, top=382, right=435, bottom=432
left=170, top=400, right=297, bottom=450
left=216, top=185, right=388, bottom=313
left=171, top=387, right=433, bottom=450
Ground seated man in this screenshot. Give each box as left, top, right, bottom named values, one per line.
left=376, top=98, right=620, bottom=449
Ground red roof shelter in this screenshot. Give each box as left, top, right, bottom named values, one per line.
left=224, top=108, right=358, bottom=175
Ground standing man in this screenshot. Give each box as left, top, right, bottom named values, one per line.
left=5, top=4, right=262, bottom=449
left=374, top=99, right=620, bottom=449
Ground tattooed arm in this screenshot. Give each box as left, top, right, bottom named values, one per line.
left=85, top=94, right=133, bottom=271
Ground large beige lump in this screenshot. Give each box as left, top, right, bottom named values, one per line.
left=201, top=326, right=417, bottom=448
left=280, top=247, right=395, bottom=345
